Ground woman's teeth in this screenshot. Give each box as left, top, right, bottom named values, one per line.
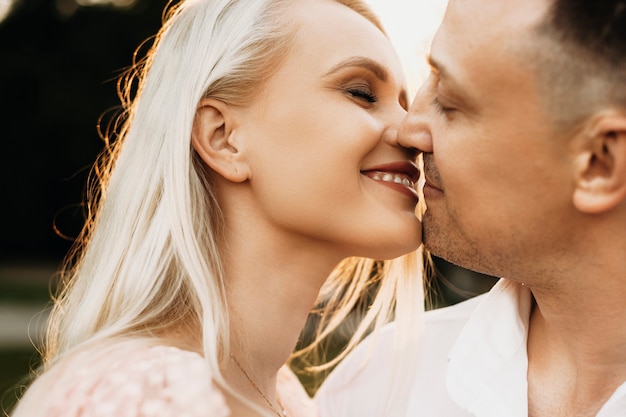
left=369, top=171, right=415, bottom=189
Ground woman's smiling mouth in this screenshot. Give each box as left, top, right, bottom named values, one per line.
left=361, top=161, right=420, bottom=199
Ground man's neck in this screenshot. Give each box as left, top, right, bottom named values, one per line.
left=526, top=276, right=626, bottom=417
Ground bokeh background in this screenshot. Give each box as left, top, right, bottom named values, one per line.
left=0, top=0, right=497, bottom=412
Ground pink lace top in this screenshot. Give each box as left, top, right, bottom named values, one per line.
left=12, top=341, right=318, bottom=417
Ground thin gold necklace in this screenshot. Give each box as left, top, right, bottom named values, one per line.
left=230, top=354, right=287, bottom=417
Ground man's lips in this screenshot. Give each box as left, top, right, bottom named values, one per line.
left=361, top=161, right=420, bottom=199
left=422, top=156, right=443, bottom=193
left=423, top=174, right=442, bottom=192
left=422, top=169, right=444, bottom=198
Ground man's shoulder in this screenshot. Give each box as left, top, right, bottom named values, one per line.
left=315, top=294, right=487, bottom=416
left=324, top=292, right=486, bottom=380
left=425, top=293, right=486, bottom=328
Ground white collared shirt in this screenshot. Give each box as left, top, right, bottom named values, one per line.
left=316, top=279, right=626, bottom=417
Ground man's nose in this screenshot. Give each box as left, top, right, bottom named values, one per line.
left=397, top=80, right=435, bottom=153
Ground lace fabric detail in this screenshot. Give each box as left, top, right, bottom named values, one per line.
left=14, top=341, right=318, bottom=417
left=15, top=343, right=229, bottom=417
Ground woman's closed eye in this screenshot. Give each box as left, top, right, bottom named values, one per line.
left=345, top=83, right=378, bottom=104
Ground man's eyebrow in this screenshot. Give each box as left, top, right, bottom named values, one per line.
left=426, top=54, right=445, bottom=77
left=325, top=57, right=388, bottom=82
left=427, top=54, right=473, bottom=106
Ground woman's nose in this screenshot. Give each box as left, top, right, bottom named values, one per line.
left=383, top=101, right=409, bottom=147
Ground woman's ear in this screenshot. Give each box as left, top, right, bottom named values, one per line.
left=572, top=111, right=626, bottom=214
left=192, top=98, right=250, bottom=183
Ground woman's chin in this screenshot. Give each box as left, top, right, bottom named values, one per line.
left=359, top=225, right=423, bottom=260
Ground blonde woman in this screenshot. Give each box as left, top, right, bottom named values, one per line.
left=11, top=0, right=424, bottom=416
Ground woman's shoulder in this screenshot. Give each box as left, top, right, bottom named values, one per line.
left=12, top=340, right=229, bottom=417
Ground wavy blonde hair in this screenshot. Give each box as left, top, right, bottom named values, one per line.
left=38, top=0, right=423, bottom=408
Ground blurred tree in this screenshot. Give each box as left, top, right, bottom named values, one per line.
left=0, top=0, right=168, bottom=263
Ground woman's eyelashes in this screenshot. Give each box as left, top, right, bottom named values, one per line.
left=345, top=83, right=378, bottom=104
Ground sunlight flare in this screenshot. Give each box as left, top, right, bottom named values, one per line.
left=364, top=0, right=448, bottom=94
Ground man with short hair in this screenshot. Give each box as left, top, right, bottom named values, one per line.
left=316, top=0, right=626, bottom=415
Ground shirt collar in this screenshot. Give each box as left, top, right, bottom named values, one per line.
left=597, top=381, right=626, bottom=417
left=446, top=279, right=533, bottom=417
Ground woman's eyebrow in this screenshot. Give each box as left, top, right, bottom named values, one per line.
left=324, top=56, right=389, bottom=82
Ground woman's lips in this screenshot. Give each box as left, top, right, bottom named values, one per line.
left=361, top=161, right=420, bottom=199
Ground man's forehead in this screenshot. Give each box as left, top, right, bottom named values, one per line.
left=442, top=0, right=548, bottom=37
left=427, top=0, right=549, bottom=110
left=432, top=0, right=549, bottom=75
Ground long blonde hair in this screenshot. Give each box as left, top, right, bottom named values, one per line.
left=42, top=0, right=423, bottom=403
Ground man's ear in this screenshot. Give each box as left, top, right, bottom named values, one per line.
left=572, top=111, right=626, bottom=214
left=192, top=98, right=250, bottom=183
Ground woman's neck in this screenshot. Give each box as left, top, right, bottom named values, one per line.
left=222, top=228, right=343, bottom=408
